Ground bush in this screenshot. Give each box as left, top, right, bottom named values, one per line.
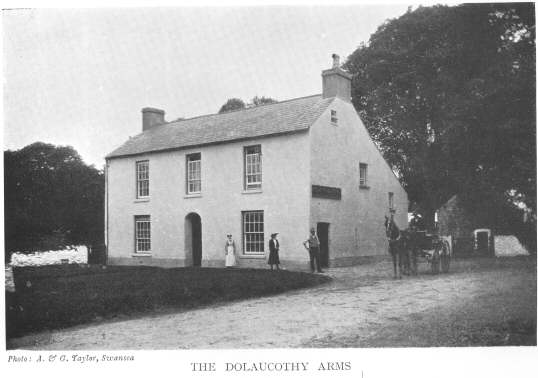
left=7, top=265, right=330, bottom=337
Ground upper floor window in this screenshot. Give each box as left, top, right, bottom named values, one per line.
left=136, top=160, right=149, bottom=198
left=388, top=192, right=394, bottom=211
left=242, top=210, right=264, bottom=255
left=244, top=145, right=262, bottom=190
left=331, top=110, right=338, bottom=124
left=186, top=153, right=201, bottom=194
left=135, top=215, right=151, bottom=253
left=359, top=163, right=368, bottom=187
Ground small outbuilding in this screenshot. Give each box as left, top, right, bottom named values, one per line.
left=437, top=195, right=494, bottom=256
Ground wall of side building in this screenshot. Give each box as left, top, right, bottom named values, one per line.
left=437, top=195, right=475, bottom=240
left=106, top=133, right=312, bottom=269
left=309, top=98, right=409, bottom=265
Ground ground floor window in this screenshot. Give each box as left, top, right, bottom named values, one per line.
left=242, top=210, right=264, bottom=255
left=135, top=215, right=151, bottom=253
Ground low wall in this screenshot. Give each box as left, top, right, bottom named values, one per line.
left=10, top=246, right=88, bottom=266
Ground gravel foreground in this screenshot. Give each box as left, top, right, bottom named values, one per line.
left=8, top=256, right=536, bottom=349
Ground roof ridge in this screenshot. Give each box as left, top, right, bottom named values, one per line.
left=166, top=93, right=322, bottom=126
left=107, top=93, right=329, bottom=159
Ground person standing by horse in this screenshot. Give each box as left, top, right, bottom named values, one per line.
left=406, top=212, right=423, bottom=275
left=385, top=209, right=404, bottom=279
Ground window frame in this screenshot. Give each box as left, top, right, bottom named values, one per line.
left=186, top=152, right=202, bottom=194
left=136, top=160, right=149, bottom=198
left=242, top=210, right=264, bottom=255
left=330, top=109, right=338, bottom=124
left=359, top=163, right=368, bottom=188
left=134, top=215, right=151, bottom=253
left=244, top=145, right=262, bottom=190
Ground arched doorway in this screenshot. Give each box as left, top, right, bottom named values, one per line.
left=185, top=213, right=202, bottom=266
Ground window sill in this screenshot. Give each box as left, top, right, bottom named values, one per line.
left=184, top=193, right=202, bottom=199
left=134, top=198, right=150, bottom=203
left=240, top=254, right=266, bottom=259
left=359, top=185, right=370, bottom=190
left=132, top=253, right=152, bottom=257
left=242, top=189, right=263, bottom=194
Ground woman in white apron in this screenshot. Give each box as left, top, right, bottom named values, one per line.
left=224, top=234, right=236, bottom=268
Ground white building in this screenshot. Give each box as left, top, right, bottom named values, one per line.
left=105, top=56, right=408, bottom=270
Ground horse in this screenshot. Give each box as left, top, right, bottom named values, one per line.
left=384, top=215, right=406, bottom=279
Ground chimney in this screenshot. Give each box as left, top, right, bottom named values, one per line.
left=142, top=107, right=165, bottom=131
left=322, top=53, right=352, bottom=101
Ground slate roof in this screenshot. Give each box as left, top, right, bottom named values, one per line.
left=106, top=94, right=334, bottom=159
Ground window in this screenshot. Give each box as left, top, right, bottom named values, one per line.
left=242, top=211, right=264, bottom=255
left=359, top=163, right=368, bottom=187
left=244, top=145, right=262, bottom=190
left=331, top=110, right=338, bottom=124
left=135, top=215, right=151, bottom=253
left=136, top=160, right=149, bottom=198
left=388, top=192, right=394, bottom=211
left=186, top=153, right=201, bottom=194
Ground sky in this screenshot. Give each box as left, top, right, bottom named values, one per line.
left=2, top=5, right=411, bottom=167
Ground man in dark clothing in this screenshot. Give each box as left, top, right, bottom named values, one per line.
left=303, top=227, right=323, bottom=273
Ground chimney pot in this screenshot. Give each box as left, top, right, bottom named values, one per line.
left=332, top=53, right=340, bottom=68
left=322, top=54, right=352, bottom=101
left=141, top=107, right=165, bottom=131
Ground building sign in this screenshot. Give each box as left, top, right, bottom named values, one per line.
left=312, top=185, right=341, bottom=200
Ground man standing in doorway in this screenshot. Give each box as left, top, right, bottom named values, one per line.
left=303, top=227, right=323, bottom=273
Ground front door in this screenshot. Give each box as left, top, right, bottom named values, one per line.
left=186, top=213, right=202, bottom=266
left=317, top=222, right=330, bottom=268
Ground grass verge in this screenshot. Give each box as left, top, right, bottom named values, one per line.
left=7, top=265, right=331, bottom=337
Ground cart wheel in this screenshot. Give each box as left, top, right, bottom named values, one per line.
left=441, top=243, right=451, bottom=273
left=431, top=248, right=440, bottom=274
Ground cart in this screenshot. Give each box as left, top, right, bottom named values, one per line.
left=409, top=230, right=452, bottom=274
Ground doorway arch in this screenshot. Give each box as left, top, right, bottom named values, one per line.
left=185, top=213, right=202, bottom=266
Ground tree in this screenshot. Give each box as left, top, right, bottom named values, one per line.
left=218, top=96, right=278, bottom=113
left=250, top=96, right=278, bottom=106
left=4, top=142, right=105, bottom=261
left=344, top=3, right=535, bottom=226
left=218, top=98, right=246, bottom=113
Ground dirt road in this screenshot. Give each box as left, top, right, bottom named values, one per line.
left=8, top=257, right=536, bottom=349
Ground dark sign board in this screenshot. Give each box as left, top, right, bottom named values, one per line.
left=312, top=185, right=342, bottom=200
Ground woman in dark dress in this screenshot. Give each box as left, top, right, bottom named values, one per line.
left=268, top=233, right=280, bottom=270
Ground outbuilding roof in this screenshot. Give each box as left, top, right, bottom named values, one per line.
left=106, top=94, right=334, bottom=159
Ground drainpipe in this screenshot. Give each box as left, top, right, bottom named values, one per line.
left=104, top=160, right=109, bottom=264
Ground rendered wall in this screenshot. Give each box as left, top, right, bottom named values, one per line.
left=106, top=133, right=311, bottom=269
left=309, top=98, right=409, bottom=265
